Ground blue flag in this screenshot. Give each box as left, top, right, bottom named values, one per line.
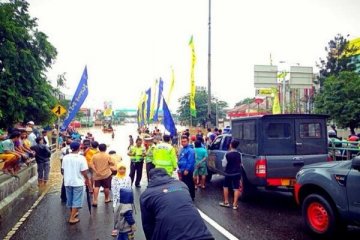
left=62, top=66, right=89, bottom=129
left=145, top=87, right=151, bottom=123
left=162, top=97, right=177, bottom=137
left=153, top=78, right=163, bottom=122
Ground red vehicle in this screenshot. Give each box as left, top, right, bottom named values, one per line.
left=69, top=120, right=81, bottom=128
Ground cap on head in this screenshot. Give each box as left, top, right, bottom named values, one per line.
left=70, top=141, right=80, bottom=151
left=27, top=121, right=35, bottom=125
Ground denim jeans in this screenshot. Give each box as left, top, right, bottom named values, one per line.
left=37, top=161, right=50, bottom=181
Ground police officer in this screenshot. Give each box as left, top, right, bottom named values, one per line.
left=144, top=137, right=156, bottom=182
left=127, top=138, right=145, bottom=187
left=153, top=135, right=177, bottom=176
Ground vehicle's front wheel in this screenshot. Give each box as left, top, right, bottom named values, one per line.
left=302, top=194, right=340, bottom=237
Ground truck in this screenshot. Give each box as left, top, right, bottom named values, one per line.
left=295, top=157, right=360, bottom=237
left=207, top=114, right=329, bottom=201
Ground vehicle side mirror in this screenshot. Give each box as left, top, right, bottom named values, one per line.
left=352, top=157, right=360, bottom=171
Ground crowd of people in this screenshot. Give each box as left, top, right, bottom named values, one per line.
left=0, top=121, right=54, bottom=185
left=58, top=125, right=240, bottom=240
left=1, top=122, right=237, bottom=239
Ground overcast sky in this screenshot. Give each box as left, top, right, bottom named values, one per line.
left=28, top=0, right=360, bottom=111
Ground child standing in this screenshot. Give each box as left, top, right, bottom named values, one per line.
left=193, top=140, right=208, bottom=189
left=84, top=141, right=99, bottom=193
left=111, top=163, right=132, bottom=237
left=114, top=188, right=136, bottom=240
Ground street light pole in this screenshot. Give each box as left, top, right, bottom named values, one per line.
left=207, top=0, right=212, bottom=127
left=282, top=75, right=286, bottom=114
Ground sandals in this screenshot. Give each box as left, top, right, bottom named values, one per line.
left=68, top=218, right=80, bottom=224
left=219, top=202, right=230, bottom=208
left=219, top=202, right=238, bottom=209
left=111, top=230, right=118, bottom=236
left=105, top=199, right=112, bottom=204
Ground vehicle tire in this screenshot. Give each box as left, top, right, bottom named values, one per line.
left=238, top=175, right=254, bottom=202
left=302, top=193, right=339, bottom=237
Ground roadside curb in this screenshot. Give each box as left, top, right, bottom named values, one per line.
left=3, top=184, right=50, bottom=240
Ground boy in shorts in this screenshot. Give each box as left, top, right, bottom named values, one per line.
left=219, top=139, right=242, bottom=210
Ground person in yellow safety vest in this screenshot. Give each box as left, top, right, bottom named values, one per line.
left=153, top=134, right=177, bottom=176
left=127, top=138, right=145, bottom=188
left=144, top=137, right=156, bottom=183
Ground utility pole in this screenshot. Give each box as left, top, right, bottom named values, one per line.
left=207, top=0, right=212, bottom=127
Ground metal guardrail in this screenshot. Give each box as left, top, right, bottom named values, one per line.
left=328, top=139, right=360, bottom=161
left=0, top=144, right=57, bottom=178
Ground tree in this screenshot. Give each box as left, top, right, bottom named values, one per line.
left=317, top=34, right=359, bottom=87
left=315, top=71, right=360, bottom=135
left=235, top=97, right=254, bottom=107
left=0, top=0, right=58, bottom=128
left=177, top=88, right=228, bottom=127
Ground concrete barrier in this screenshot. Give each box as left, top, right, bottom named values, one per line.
left=0, top=163, right=37, bottom=215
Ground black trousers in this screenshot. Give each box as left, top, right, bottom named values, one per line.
left=180, top=170, right=195, bottom=200
left=146, top=162, right=155, bottom=183
left=129, top=161, right=144, bottom=186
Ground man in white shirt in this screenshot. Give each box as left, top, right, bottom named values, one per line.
left=61, top=141, right=89, bottom=224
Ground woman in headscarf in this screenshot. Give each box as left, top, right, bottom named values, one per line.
left=111, top=162, right=131, bottom=236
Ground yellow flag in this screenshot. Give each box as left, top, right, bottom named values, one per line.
left=189, top=36, right=197, bottom=117
left=272, top=87, right=281, bottom=114
left=344, top=37, right=360, bottom=57
left=167, top=68, right=175, bottom=104
left=137, top=92, right=144, bottom=124
left=150, top=79, right=158, bottom=121
left=277, top=71, right=288, bottom=80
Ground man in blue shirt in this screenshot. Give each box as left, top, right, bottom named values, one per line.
left=178, top=135, right=196, bottom=200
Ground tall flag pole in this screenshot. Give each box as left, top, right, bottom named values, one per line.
left=167, top=67, right=175, bottom=105
left=62, top=66, right=88, bottom=129
left=150, top=79, right=158, bottom=122
left=145, top=87, right=151, bottom=124
left=153, top=78, right=164, bottom=122
left=189, top=36, right=197, bottom=117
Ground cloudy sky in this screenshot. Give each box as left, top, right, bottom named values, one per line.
left=28, top=0, right=360, bottom=111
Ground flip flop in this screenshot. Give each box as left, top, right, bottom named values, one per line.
left=111, top=230, right=118, bottom=236
left=68, top=219, right=80, bottom=224
left=105, top=200, right=112, bottom=204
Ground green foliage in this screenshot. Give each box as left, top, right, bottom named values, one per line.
left=317, top=34, right=359, bottom=87
left=177, top=88, right=228, bottom=127
left=0, top=0, right=58, bottom=128
left=315, top=71, right=360, bottom=132
left=235, top=97, right=254, bottom=107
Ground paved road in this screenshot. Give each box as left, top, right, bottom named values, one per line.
left=6, top=124, right=360, bottom=239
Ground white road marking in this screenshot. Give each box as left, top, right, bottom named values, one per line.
left=197, top=208, right=239, bottom=240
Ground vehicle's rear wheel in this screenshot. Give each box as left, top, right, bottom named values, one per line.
left=238, top=176, right=254, bottom=202
left=302, top=194, right=340, bottom=237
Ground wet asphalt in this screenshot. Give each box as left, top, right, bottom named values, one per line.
left=4, top=124, right=360, bottom=240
